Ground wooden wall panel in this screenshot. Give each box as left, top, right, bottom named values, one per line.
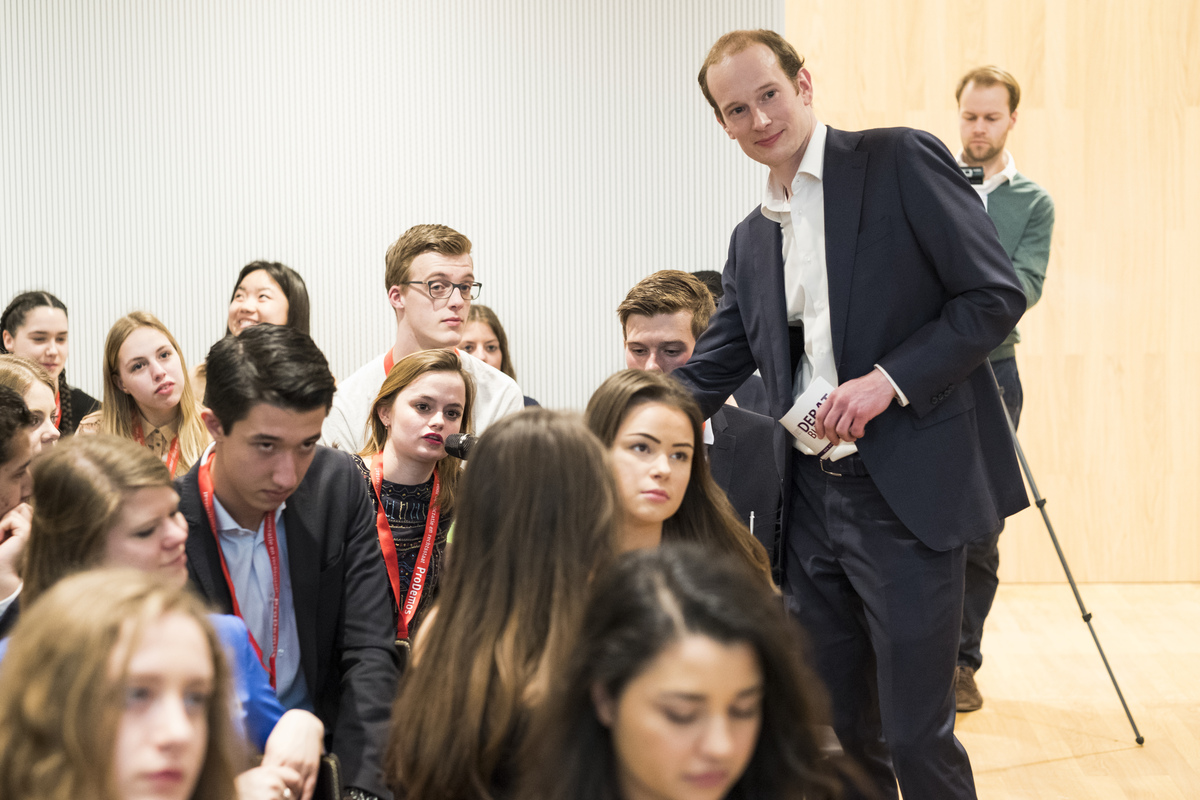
left=787, top=0, right=1200, bottom=581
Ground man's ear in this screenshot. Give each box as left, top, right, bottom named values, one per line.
left=201, top=408, right=226, bottom=442
left=387, top=285, right=406, bottom=313
left=0, top=331, right=12, bottom=352
left=592, top=682, right=616, bottom=727
left=715, top=109, right=735, bottom=140
left=793, top=67, right=814, bottom=105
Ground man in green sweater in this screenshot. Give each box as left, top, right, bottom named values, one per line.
left=954, top=65, right=1055, bottom=712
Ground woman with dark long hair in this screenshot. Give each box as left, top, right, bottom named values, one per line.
left=585, top=370, right=771, bottom=584
left=194, top=261, right=312, bottom=398
left=225, top=261, right=311, bottom=337
left=522, top=544, right=847, bottom=800
left=386, top=409, right=620, bottom=800
left=0, top=290, right=99, bottom=434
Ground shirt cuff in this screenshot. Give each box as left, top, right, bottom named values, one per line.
left=0, top=583, right=21, bottom=618
left=873, top=365, right=909, bottom=407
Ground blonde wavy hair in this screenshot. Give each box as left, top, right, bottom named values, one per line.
left=0, top=569, right=244, bottom=800
left=99, top=312, right=208, bottom=474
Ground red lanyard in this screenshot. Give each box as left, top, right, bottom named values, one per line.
left=370, top=453, right=441, bottom=641
left=132, top=414, right=181, bottom=478
left=53, top=391, right=62, bottom=428
left=198, top=451, right=281, bottom=688
left=383, top=349, right=394, bottom=377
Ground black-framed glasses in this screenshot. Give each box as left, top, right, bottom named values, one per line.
left=400, top=280, right=482, bottom=300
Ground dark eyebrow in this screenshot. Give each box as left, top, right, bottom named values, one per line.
left=627, top=432, right=694, bottom=450
left=412, top=394, right=463, bottom=408
left=659, top=684, right=764, bottom=702
left=248, top=434, right=283, bottom=444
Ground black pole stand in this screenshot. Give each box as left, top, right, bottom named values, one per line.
left=1002, top=403, right=1145, bottom=745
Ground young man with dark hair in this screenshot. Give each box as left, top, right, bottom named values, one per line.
left=322, top=223, right=523, bottom=451
left=955, top=65, right=1055, bottom=712
left=618, top=270, right=782, bottom=567
left=674, top=29, right=1028, bottom=800
left=0, top=386, right=34, bottom=637
left=178, top=325, right=399, bottom=800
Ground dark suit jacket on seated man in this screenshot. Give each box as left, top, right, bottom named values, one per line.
left=673, top=30, right=1028, bottom=800
left=178, top=325, right=399, bottom=800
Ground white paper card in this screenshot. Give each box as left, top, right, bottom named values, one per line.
left=779, top=376, right=857, bottom=461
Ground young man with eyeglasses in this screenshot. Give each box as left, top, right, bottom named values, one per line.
left=322, top=224, right=524, bottom=452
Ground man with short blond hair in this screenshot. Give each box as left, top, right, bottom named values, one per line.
left=322, top=224, right=523, bottom=451
left=674, top=29, right=1028, bottom=800
left=954, top=65, right=1055, bottom=712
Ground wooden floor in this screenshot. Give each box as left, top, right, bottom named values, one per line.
left=953, top=583, right=1200, bottom=799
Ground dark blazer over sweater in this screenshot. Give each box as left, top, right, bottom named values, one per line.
left=675, top=126, right=1030, bottom=550
left=178, top=446, right=399, bottom=799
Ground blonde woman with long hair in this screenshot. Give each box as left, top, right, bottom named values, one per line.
left=0, top=569, right=243, bottom=800
left=94, top=312, right=208, bottom=476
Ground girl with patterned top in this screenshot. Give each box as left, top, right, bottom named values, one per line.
left=355, top=348, right=474, bottom=646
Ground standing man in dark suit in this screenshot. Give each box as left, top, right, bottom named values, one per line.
left=178, top=325, right=399, bottom=800
left=618, top=270, right=782, bottom=568
left=672, top=30, right=1029, bottom=799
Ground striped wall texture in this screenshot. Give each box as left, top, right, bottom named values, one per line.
left=2, top=1, right=781, bottom=409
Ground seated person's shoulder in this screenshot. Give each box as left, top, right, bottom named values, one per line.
left=76, top=409, right=102, bottom=435
left=715, top=403, right=775, bottom=432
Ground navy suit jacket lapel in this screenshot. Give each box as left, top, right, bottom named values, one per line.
left=822, top=127, right=867, bottom=365
left=282, top=494, right=320, bottom=697
left=707, top=409, right=735, bottom=488
left=183, top=478, right=235, bottom=615
left=746, top=210, right=794, bottom=415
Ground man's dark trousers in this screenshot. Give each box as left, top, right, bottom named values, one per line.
left=789, top=451, right=975, bottom=800
left=959, top=356, right=1023, bottom=671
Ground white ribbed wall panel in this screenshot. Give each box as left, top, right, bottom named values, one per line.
left=2, top=1, right=781, bottom=409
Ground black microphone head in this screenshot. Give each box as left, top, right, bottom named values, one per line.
left=444, top=433, right=477, bottom=460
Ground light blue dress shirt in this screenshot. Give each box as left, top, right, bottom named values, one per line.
left=211, top=495, right=313, bottom=713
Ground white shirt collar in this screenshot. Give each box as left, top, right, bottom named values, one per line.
left=762, top=121, right=828, bottom=215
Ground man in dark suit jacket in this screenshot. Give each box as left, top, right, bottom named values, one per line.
left=178, top=326, right=399, bottom=800
left=618, top=270, right=782, bottom=569
left=673, top=31, right=1029, bottom=800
